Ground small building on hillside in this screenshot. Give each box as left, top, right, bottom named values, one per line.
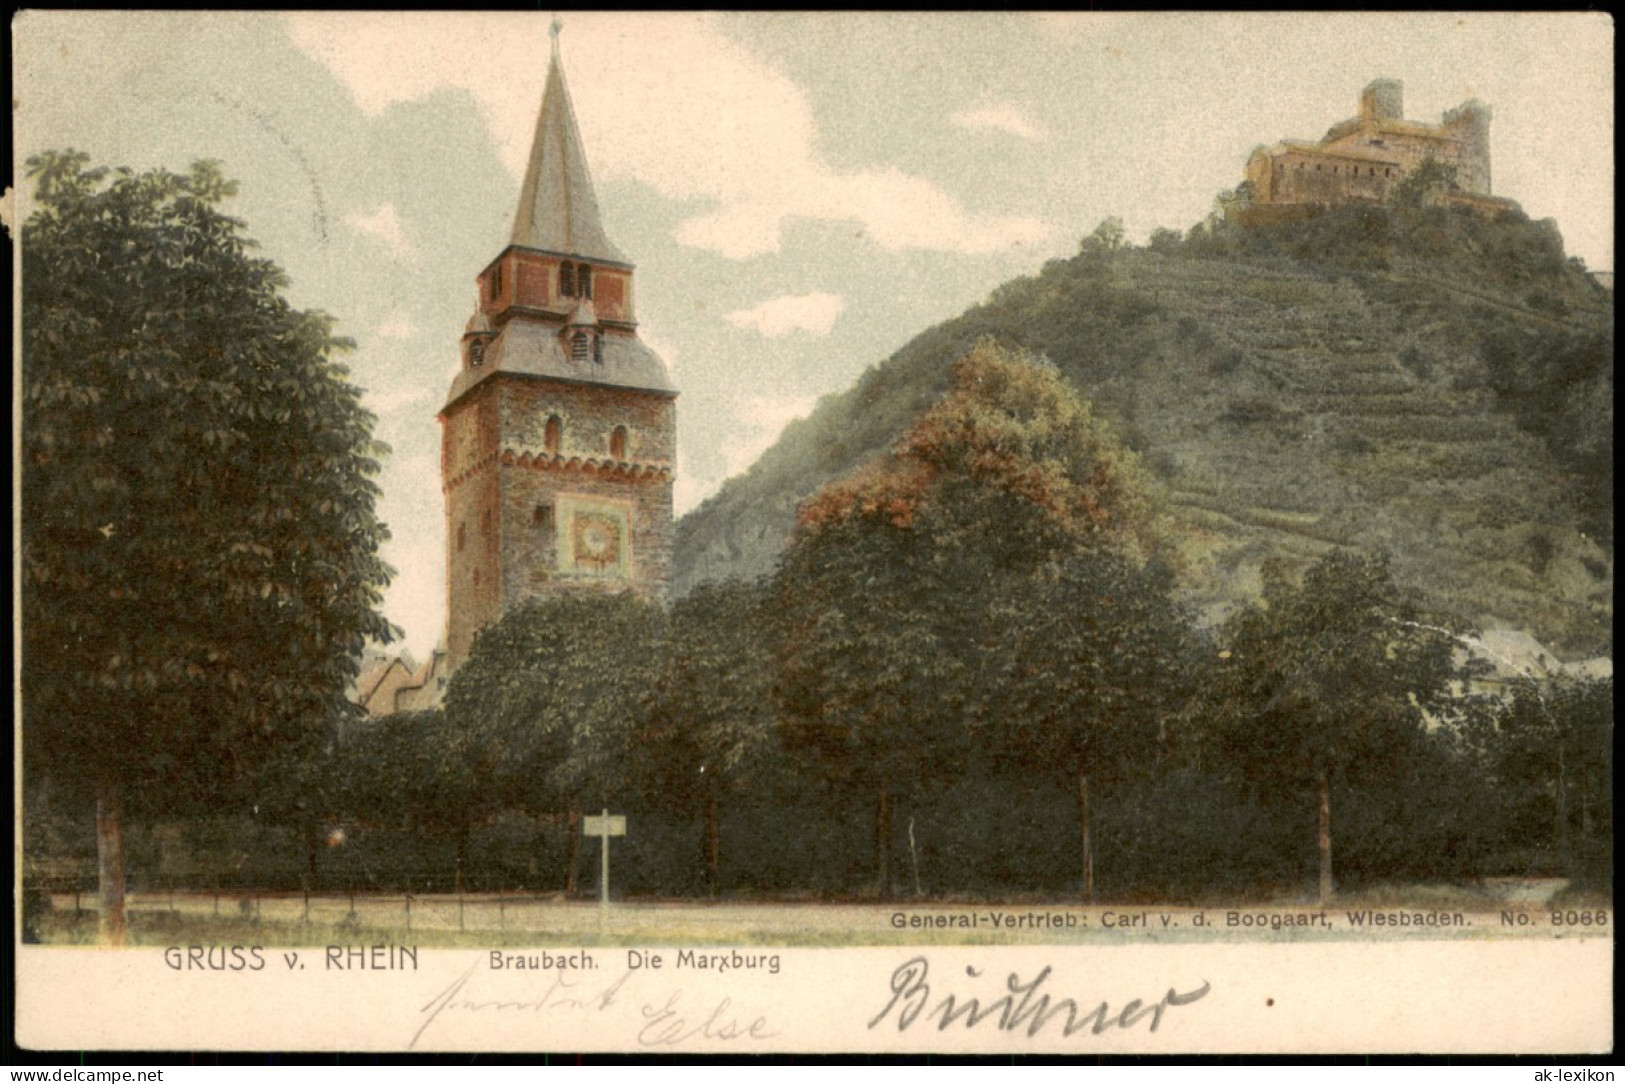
left=1240, top=78, right=1520, bottom=218
left=354, top=645, right=451, bottom=718
left=1459, top=628, right=1612, bottom=700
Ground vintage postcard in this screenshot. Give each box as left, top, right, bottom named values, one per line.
left=12, top=12, right=1613, bottom=1055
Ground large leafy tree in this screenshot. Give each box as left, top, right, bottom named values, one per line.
left=1392, top=156, right=1460, bottom=208
left=633, top=580, right=777, bottom=896
left=1483, top=675, right=1613, bottom=878
left=20, top=152, right=396, bottom=942
left=773, top=340, right=1162, bottom=897
left=983, top=553, right=1194, bottom=899
left=1206, top=551, right=1475, bottom=902
left=337, top=708, right=497, bottom=891
left=443, top=593, right=664, bottom=895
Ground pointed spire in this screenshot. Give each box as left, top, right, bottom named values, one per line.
left=510, top=23, right=627, bottom=264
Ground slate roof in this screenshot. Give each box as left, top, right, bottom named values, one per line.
left=509, top=36, right=627, bottom=264
left=444, top=321, right=676, bottom=408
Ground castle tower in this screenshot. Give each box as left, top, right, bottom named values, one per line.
left=1359, top=78, right=1404, bottom=122
left=440, top=23, right=676, bottom=673
left=1443, top=99, right=1493, bottom=195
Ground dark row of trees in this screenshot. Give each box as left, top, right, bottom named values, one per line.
left=331, top=342, right=1610, bottom=905
left=21, top=155, right=1611, bottom=944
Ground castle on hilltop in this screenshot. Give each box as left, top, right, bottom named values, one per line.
left=1240, top=79, right=1519, bottom=218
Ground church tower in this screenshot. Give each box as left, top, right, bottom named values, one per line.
left=440, top=24, right=676, bottom=673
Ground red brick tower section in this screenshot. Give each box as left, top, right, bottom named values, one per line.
left=441, top=25, right=676, bottom=673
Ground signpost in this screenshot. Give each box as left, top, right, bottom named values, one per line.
left=583, top=810, right=626, bottom=918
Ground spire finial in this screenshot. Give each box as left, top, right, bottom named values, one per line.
left=508, top=10, right=626, bottom=262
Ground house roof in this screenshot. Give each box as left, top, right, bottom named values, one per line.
left=1462, top=629, right=1612, bottom=683
left=356, top=656, right=412, bottom=711
left=1272, top=139, right=1399, bottom=165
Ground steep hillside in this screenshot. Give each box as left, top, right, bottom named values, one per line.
left=675, top=204, right=1613, bottom=656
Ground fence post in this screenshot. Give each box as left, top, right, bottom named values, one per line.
left=302, top=889, right=310, bottom=926
left=499, top=895, right=506, bottom=932
left=404, top=895, right=412, bottom=934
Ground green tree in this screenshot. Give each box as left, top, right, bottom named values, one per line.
left=1206, top=551, right=1474, bottom=902
left=633, top=580, right=778, bottom=896
left=983, top=553, right=1194, bottom=899
left=773, top=340, right=1161, bottom=897
left=443, top=594, right=664, bottom=895
left=1147, top=227, right=1185, bottom=255
left=20, top=152, right=395, bottom=943
left=337, top=708, right=496, bottom=891
left=1484, top=675, right=1613, bottom=878
left=1080, top=216, right=1128, bottom=258
left=1392, top=156, right=1460, bottom=208
left=1213, top=181, right=1255, bottom=219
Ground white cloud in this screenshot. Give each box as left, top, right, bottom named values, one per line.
left=285, top=13, right=1049, bottom=259
left=725, top=291, right=844, bottom=338
left=346, top=203, right=420, bottom=266
left=950, top=104, right=1048, bottom=141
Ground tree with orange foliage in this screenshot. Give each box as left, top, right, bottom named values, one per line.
left=772, top=339, right=1168, bottom=898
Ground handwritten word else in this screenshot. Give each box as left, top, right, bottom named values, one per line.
left=870, top=957, right=1210, bottom=1038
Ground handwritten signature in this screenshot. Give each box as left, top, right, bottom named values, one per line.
left=412, top=962, right=630, bottom=1048
left=637, top=991, right=777, bottom=1046
left=869, top=956, right=1211, bottom=1038
left=412, top=961, right=775, bottom=1049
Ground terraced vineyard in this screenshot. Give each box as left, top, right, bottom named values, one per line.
left=675, top=209, right=1612, bottom=656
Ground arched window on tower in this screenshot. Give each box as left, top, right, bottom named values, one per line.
left=571, top=330, right=591, bottom=364
left=560, top=262, right=575, bottom=298
left=544, top=415, right=562, bottom=454
left=610, top=426, right=628, bottom=460
left=578, top=265, right=592, bottom=300
left=593, top=334, right=603, bottom=365
left=469, top=340, right=485, bottom=368
left=491, top=263, right=503, bottom=298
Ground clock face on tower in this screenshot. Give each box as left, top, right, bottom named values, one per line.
left=555, top=494, right=633, bottom=579
left=572, top=511, right=622, bottom=570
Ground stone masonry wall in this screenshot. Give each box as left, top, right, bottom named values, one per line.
left=442, top=373, right=675, bottom=671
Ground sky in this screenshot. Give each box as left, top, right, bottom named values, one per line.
left=13, top=12, right=1613, bottom=659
